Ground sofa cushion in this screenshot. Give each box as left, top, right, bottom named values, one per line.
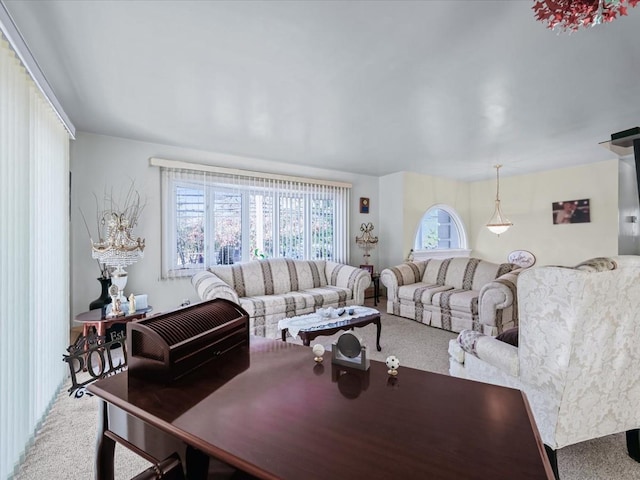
left=421, top=258, right=516, bottom=291
left=386, top=261, right=428, bottom=286
left=496, top=327, right=519, bottom=347
left=398, top=283, right=452, bottom=305
left=293, top=260, right=328, bottom=289
left=209, top=258, right=327, bottom=297
left=433, top=289, right=480, bottom=315
left=300, top=286, right=353, bottom=307
left=240, top=291, right=312, bottom=318
left=326, top=261, right=363, bottom=290
left=422, top=258, right=451, bottom=285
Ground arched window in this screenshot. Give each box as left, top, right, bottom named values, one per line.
left=413, top=205, right=469, bottom=258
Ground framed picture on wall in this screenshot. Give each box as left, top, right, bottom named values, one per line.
left=359, top=197, right=370, bottom=214
left=552, top=199, right=590, bottom=224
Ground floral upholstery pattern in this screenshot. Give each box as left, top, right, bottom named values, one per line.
left=381, top=257, right=519, bottom=334
left=449, top=255, right=640, bottom=450
left=193, top=258, right=371, bottom=338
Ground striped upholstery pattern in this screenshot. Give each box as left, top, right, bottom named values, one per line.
left=381, top=257, right=519, bottom=334
left=192, top=258, right=370, bottom=339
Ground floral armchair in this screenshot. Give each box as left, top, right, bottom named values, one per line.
left=448, top=256, right=640, bottom=478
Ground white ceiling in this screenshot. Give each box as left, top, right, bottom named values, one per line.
left=4, top=0, right=640, bottom=181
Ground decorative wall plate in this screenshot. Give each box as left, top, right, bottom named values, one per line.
left=508, top=250, right=536, bottom=268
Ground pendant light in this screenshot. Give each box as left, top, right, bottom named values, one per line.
left=486, top=165, right=513, bottom=235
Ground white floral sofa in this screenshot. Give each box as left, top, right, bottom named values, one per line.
left=448, top=256, right=640, bottom=474
left=380, top=257, right=522, bottom=334
left=192, top=258, right=371, bottom=338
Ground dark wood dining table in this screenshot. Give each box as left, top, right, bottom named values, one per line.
left=88, top=336, right=554, bottom=480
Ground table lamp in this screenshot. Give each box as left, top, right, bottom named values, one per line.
left=355, top=222, right=378, bottom=265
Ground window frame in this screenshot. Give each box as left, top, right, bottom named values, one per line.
left=162, top=174, right=347, bottom=278
left=412, top=204, right=470, bottom=260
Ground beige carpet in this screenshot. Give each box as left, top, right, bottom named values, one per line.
left=14, top=307, right=640, bottom=479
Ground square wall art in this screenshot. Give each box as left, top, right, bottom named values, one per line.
left=552, top=199, right=590, bottom=224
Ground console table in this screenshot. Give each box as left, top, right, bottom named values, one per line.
left=89, top=337, right=554, bottom=480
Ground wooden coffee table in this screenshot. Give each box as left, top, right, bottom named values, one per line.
left=280, top=309, right=382, bottom=351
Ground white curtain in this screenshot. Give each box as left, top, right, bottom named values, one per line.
left=0, top=33, right=70, bottom=479
left=158, top=161, right=351, bottom=279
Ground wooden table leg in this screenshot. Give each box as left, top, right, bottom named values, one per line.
left=82, top=323, right=93, bottom=371
left=373, top=276, right=380, bottom=306
left=375, top=318, right=382, bottom=351
left=281, top=328, right=287, bottom=342
left=95, top=400, right=115, bottom=480
left=97, top=321, right=107, bottom=339
left=186, top=445, right=210, bottom=480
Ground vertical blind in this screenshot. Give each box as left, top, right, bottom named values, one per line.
left=158, top=162, right=351, bottom=278
left=0, top=33, right=70, bottom=479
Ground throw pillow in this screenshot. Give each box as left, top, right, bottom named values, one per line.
left=496, top=327, right=519, bottom=347
left=574, top=257, right=617, bottom=272
left=457, top=330, right=484, bottom=355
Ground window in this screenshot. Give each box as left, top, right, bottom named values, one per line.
left=160, top=164, right=350, bottom=277
left=413, top=205, right=467, bottom=252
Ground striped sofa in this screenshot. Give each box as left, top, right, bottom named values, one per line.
left=192, top=258, right=371, bottom=339
left=381, top=257, right=522, bottom=335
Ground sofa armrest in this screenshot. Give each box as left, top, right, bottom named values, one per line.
left=380, top=262, right=424, bottom=302
left=478, top=268, right=525, bottom=334
left=325, top=262, right=371, bottom=305
left=454, top=330, right=519, bottom=377
left=474, top=336, right=519, bottom=377
left=192, top=270, right=240, bottom=304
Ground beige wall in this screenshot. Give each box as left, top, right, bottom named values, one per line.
left=70, top=132, right=379, bottom=317
left=380, top=159, right=621, bottom=270
left=470, top=160, right=619, bottom=266
left=71, top=131, right=625, bottom=318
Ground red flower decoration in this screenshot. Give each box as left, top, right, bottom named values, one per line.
left=532, top=0, right=638, bottom=32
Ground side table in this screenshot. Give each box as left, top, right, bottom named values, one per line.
left=74, top=307, right=153, bottom=343
left=66, top=307, right=152, bottom=395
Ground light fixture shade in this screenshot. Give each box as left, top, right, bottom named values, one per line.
left=486, top=165, right=513, bottom=235
left=487, top=200, right=513, bottom=235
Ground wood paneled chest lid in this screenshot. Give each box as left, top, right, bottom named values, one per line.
left=126, top=298, right=249, bottom=381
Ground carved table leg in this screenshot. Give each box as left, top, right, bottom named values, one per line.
left=375, top=318, right=382, bottom=351
left=95, top=400, right=115, bottom=480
